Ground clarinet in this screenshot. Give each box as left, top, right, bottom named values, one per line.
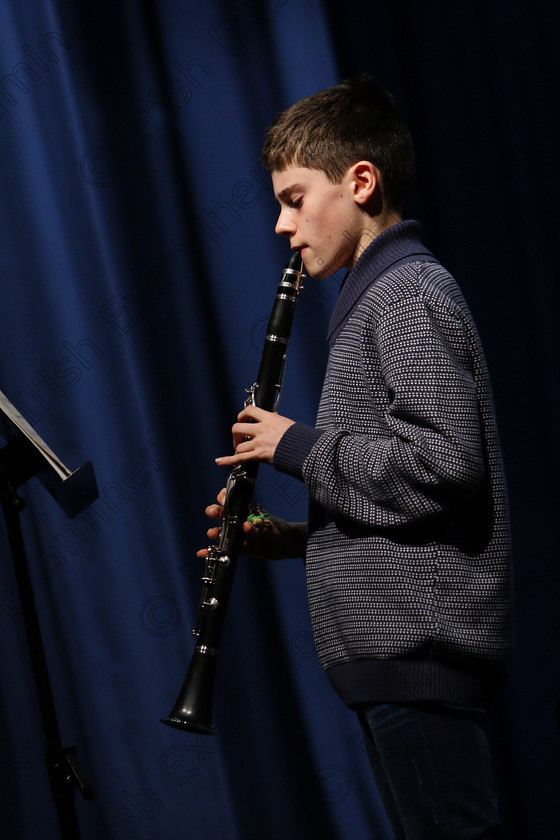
left=161, top=251, right=304, bottom=734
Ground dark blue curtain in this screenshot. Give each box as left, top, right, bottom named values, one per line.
left=0, top=2, right=558, bottom=838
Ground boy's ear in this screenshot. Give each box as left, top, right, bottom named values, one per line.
left=351, top=161, right=379, bottom=205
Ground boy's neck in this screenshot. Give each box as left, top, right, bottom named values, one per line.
left=350, top=209, right=402, bottom=268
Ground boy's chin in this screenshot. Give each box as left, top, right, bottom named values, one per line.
left=302, top=249, right=352, bottom=279
left=304, top=262, right=339, bottom=280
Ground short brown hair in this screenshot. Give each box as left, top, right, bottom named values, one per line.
left=260, top=75, right=415, bottom=211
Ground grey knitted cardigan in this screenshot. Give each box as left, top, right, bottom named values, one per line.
left=274, top=221, right=513, bottom=709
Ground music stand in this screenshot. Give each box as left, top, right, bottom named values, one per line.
left=0, top=391, right=99, bottom=840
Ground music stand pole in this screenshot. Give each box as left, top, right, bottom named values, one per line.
left=0, top=389, right=98, bottom=840
left=0, top=466, right=93, bottom=840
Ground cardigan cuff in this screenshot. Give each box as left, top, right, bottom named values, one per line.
left=273, top=422, right=325, bottom=480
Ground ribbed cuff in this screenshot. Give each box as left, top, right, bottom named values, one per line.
left=273, top=422, right=324, bottom=480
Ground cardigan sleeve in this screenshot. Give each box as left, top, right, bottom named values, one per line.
left=296, top=293, right=486, bottom=528
left=273, top=422, right=324, bottom=480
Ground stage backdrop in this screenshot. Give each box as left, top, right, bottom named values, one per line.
left=1, top=2, right=558, bottom=838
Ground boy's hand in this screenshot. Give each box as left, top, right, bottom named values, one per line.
left=196, top=488, right=306, bottom=561
left=196, top=487, right=227, bottom=553
left=215, top=405, right=294, bottom=467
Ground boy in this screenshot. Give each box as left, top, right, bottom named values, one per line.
left=203, top=76, right=513, bottom=838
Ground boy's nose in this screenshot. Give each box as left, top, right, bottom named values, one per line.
left=275, top=210, right=295, bottom=237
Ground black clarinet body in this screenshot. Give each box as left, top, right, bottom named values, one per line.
left=161, top=252, right=304, bottom=734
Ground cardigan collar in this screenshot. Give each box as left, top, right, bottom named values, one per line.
left=327, top=220, right=433, bottom=346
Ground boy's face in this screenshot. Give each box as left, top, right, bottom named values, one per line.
left=271, top=165, right=371, bottom=279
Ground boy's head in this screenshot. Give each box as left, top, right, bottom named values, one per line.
left=261, top=75, right=415, bottom=214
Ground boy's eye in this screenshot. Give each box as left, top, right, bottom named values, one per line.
left=290, top=197, right=303, bottom=209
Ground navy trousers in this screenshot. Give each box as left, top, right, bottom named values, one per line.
left=358, top=703, right=505, bottom=839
